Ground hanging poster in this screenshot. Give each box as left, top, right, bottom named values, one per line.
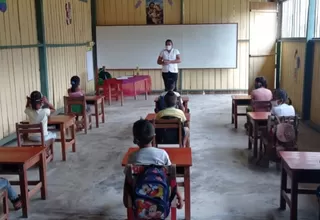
left=65, top=2, right=72, bottom=25
left=0, top=0, right=7, bottom=13
left=294, top=49, right=300, bottom=82
left=146, top=0, right=163, bottom=25
left=86, top=49, right=94, bottom=81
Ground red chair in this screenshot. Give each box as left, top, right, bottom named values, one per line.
left=125, top=164, right=177, bottom=220
left=103, top=79, right=123, bottom=106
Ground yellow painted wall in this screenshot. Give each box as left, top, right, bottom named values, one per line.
left=0, top=0, right=40, bottom=139
left=43, top=0, right=94, bottom=108
left=310, top=42, right=320, bottom=124
left=280, top=41, right=306, bottom=114
left=96, top=0, right=272, bottom=91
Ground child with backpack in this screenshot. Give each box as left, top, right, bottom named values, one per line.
left=123, top=119, right=184, bottom=219
left=156, top=79, right=184, bottom=112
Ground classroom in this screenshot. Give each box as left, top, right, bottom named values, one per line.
left=0, top=0, right=320, bottom=219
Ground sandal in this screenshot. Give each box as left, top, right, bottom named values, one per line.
left=11, top=196, right=22, bottom=210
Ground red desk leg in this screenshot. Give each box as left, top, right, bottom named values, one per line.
left=290, top=172, right=298, bottom=220
left=101, top=98, right=105, bottom=123
left=108, top=84, right=111, bottom=106
left=234, top=101, right=238, bottom=129
left=280, top=163, right=287, bottom=210
left=94, top=101, right=99, bottom=128
left=184, top=167, right=191, bottom=220
left=39, top=151, right=48, bottom=200
left=232, top=100, right=235, bottom=124
left=19, top=165, right=29, bottom=218
left=144, top=79, right=148, bottom=100
left=133, top=82, right=137, bottom=100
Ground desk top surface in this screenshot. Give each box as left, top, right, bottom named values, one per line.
left=146, top=113, right=190, bottom=121
left=247, top=112, right=271, bottom=121
left=0, top=147, right=45, bottom=164
left=122, top=147, right=192, bottom=167
left=280, top=151, right=320, bottom=170
left=232, top=95, right=251, bottom=100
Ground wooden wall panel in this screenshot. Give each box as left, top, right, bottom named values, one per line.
left=47, top=46, right=95, bottom=109
left=0, top=0, right=37, bottom=46
left=310, top=42, right=320, bottom=124
left=0, top=0, right=39, bottom=139
left=0, top=49, right=40, bottom=139
left=280, top=41, right=306, bottom=114
left=96, top=0, right=258, bottom=91
left=43, top=0, right=92, bottom=44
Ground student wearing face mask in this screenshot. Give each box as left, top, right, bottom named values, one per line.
left=271, top=89, right=295, bottom=117
left=157, top=39, right=181, bottom=91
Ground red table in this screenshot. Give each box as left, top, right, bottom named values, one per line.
left=98, top=75, right=151, bottom=106
left=231, top=95, right=251, bottom=129
left=279, top=151, right=320, bottom=220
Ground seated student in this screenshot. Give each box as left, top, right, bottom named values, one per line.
left=156, top=91, right=189, bottom=147
left=157, top=79, right=184, bottom=112
left=98, top=66, right=112, bottom=80
left=271, top=89, right=295, bottom=117
left=0, top=177, right=22, bottom=210
left=67, top=76, right=92, bottom=131
left=123, top=119, right=183, bottom=210
left=248, top=76, right=273, bottom=111
left=25, top=91, right=56, bottom=142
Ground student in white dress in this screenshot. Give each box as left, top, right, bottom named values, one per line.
left=24, top=91, right=56, bottom=142
left=157, top=39, right=181, bottom=91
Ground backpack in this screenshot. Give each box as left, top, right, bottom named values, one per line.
left=274, top=116, right=296, bottom=145
left=133, top=166, right=176, bottom=220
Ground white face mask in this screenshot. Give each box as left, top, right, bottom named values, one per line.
left=166, top=45, right=172, bottom=50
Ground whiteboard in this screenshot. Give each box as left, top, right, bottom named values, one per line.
left=86, top=50, right=94, bottom=81
left=96, top=24, right=238, bottom=69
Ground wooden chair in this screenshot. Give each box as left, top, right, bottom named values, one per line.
left=259, top=115, right=299, bottom=169
left=125, top=164, right=177, bottom=220
left=152, top=117, right=183, bottom=148
left=0, top=189, right=9, bottom=220
left=251, top=100, right=272, bottom=112
left=103, top=79, right=124, bottom=105
left=64, top=96, right=92, bottom=134
left=16, top=123, right=54, bottom=163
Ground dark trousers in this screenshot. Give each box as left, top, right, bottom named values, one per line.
left=162, top=72, right=178, bottom=91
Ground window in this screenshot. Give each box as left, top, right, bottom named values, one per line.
left=316, top=0, right=320, bottom=37
left=282, top=0, right=309, bottom=38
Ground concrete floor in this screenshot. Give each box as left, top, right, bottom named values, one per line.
left=4, top=94, right=320, bottom=219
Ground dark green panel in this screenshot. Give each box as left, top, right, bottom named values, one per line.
left=35, top=0, right=49, bottom=98
left=302, top=0, right=316, bottom=120
left=91, top=0, right=98, bottom=90
left=46, top=42, right=88, bottom=47
left=0, top=44, right=42, bottom=50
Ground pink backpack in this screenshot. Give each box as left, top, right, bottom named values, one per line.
left=275, top=116, right=296, bottom=145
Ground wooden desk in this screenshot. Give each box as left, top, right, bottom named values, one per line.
left=48, top=115, right=76, bottom=161
left=0, top=147, right=47, bottom=218
left=146, top=113, right=191, bottom=122
left=231, top=95, right=251, bottom=129
left=122, top=147, right=192, bottom=220
left=86, top=95, right=105, bottom=128
left=247, top=112, right=270, bottom=160
left=279, top=151, right=320, bottom=220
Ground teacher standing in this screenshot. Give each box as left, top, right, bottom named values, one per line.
left=157, top=39, right=181, bottom=91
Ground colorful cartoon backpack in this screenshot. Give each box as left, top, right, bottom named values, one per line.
left=132, top=166, right=176, bottom=220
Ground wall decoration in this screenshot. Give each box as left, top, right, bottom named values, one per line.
left=0, top=0, right=7, bottom=13
left=65, top=2, right=72, bottom=25
left=146, top=0, right=163, bottom=25
left=294, top=49, right=300, bottom=82
left=135, top=0, right=142, bottom=8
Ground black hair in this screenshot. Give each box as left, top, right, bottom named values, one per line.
left=165, top=39, right=173, bottom=46
left=164, top=91, right=177, bottom=108
left=70, top=76, right=80, bottom=93
left=149, top=2, right=154, bottom=7
left=255, top=76, right=267, bottom=88
left=274, top=89, right=289, bottom=104
left=166, top=79, right=176, bottom=91
left=30, top=91, right=43, bottom=110
left=133, top=119, right=155, bottom=147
